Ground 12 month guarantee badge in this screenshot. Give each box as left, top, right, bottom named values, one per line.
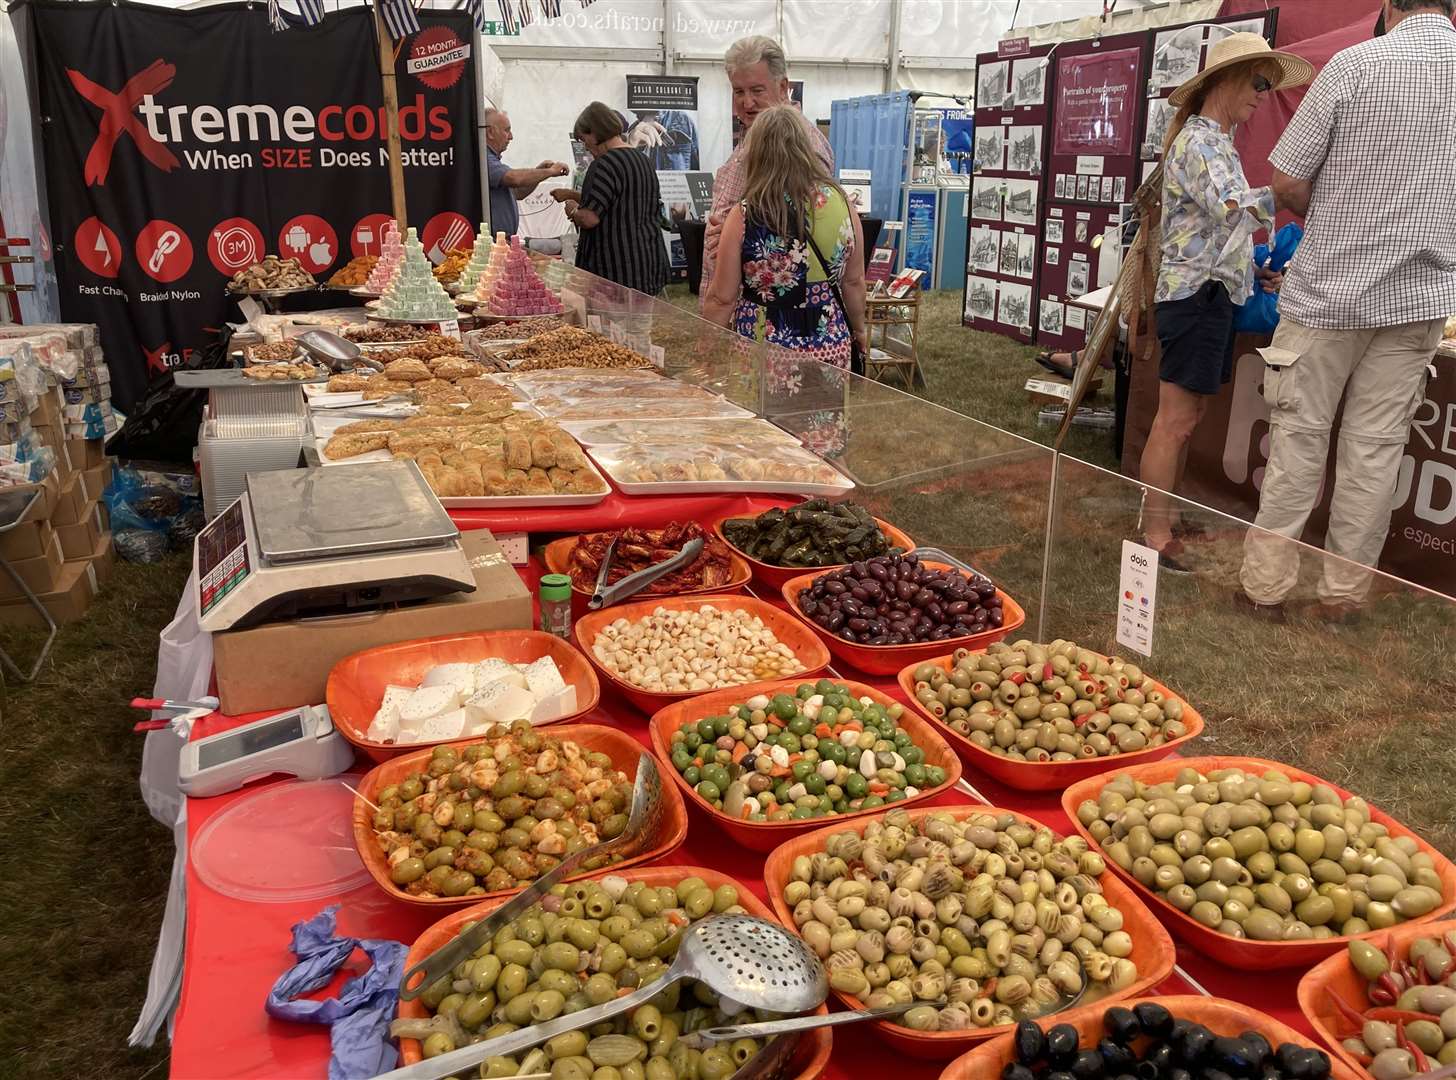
left=408, top=27, right=470, bottom=91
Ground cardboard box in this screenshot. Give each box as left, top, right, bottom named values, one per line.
left=87, top=530, right=116, bottom=588
left=3, top=469, right=60, bottom=528
left=80, top=461, right=112, bottom=501
left=0, top=558, right=97, bottom=627
left=29, top=388, right=62, bottom=430
left=66, top=438, right=106, bottom=469
left=57, top=499, right=103, bottom=560
left=0, top=530, right=63, bottom=600
left=50, top=473, right=87, bottom=527
left=213, top=528, right=533, bottom=714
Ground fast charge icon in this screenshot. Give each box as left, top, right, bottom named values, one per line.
left=207, top=217, right=264, bottom=276
left=75, top=216, right=122, bottom=278
left=278, top=214, right=338, bottom=275
left=136, top=219, right=194, bottom=283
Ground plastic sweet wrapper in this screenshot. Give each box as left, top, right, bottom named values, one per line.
left=535, top=396, right=752, bottom=421
left=505, top=367, right=667, bottom=398
left=0, top=330, right=82, bottom=382
left=265, top=905, right=408, bottom=1080
left=564, top=416, right=803, bottom=448
left=0, top=447, right=55, bottom=486
left=0, top=344, right=45, bottom=411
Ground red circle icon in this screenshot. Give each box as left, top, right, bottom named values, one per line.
left=350, top=213, right=395, bottom=258
left=408, top=26, right=468, bottom=91
left=75, top=217, right=122, bottom=279
left=135, top=220, right=194, bottom=283
left=278, top=214, right=338, bottom=275
left=207, top=217, right=264, bottom=275
left=421, top=212, right=474, bottom=264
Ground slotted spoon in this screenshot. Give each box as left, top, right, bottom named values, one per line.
left=678, top=999, right=936, bottom=1049
left=398, top=752, right=666, bottom=1000
left=377, top=914, right=828, bottom=1080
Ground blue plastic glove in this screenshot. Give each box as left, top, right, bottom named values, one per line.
left=1235, top=222, right=1304, bottom=334
left=265, top=905, right=408, bottom=1080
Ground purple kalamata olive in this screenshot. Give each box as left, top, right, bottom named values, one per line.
left=841, top=597, right=861, bottom=617
left=825, top=610, right=846, bottom=632
left=947, top=600, right=969, bottom=615
left=848, top=617, right=869, bottom=634
left=926, top=602, right=944, bottom=622
left=851, top=586, right=869, bottom=602
left=867, top=562, right=889, bottom=581
left=824, top=580, right=846, bottom=595
left=990, top=609, right=1003, bottom=627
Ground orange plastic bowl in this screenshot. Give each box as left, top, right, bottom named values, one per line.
left=542, top=534, right=752, bottom=599
left=574, top=593, right=831, bottom=716
left=780, top=563, right=1025, bottom=677
left=396, top=864, right=834, bottom=1076
left=940, top=995, right=1364, bottom=1080
left=352, top=723, right=687, bottom=908
left=711, top=510, right=915, bottom=593
left=1061, top=756, right=1456, bottom=970
left=763, top=804, right=1176, bottom=1060
left=895, top=650, right=1204, bottom=792
left=1298, top=921, right=1455, bottom=1077
left=648, top=679, right=963, bottom=853
left=327, top=630, right=601, bottom=763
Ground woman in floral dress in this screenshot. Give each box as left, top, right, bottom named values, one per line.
left=703, top=106, right=867, bottom=452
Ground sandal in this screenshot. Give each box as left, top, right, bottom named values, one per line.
left=1034, top=350, right=1078, bottom=380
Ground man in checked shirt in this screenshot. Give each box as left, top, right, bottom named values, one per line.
left=1238, top=0, right=1456, bottom=622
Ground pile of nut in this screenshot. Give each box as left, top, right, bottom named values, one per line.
left=783, top=808, right=1141, bottom=1032
left=228, top=254, right=314, bottom=292
left=470, top=315, right=565, bottom=341
left=505, top=327, right=651, bottom=372
left=589, top=605, right=806, bottom=693
left=245, top=340, right=301, bottom=363
left=346, top=324, right=428, bottom=343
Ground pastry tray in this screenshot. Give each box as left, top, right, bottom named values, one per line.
left=586, top=444, right=853, bottom=497
left=226, top=284, right=318, bottom=297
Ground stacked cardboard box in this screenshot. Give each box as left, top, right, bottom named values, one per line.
left=0, top=324, right=115, bottom=628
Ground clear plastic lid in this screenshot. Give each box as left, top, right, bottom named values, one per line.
left=191, top=775, right=373, bottom=903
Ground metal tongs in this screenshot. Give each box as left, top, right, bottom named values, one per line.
left=589, top=535, right=704, bottom=610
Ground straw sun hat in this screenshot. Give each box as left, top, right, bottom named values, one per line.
left=1168, top=31, right=1313, bottom=107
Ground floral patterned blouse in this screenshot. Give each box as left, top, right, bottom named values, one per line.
left=1155, top=115, right=1274, bottom=307
left=734, top=184, right=856, bottom=367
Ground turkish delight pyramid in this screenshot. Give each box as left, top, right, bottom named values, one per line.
left=374, top=228, right=457, bottom=321
left=466, top=232, right=512, bottom=303
left=484, top=237, right=563, bottom=317
left=453, top=224, right=498, bottom=292
left=364, top=222, right=403, bottom=293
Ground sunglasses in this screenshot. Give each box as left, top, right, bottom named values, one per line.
left=1252, top=74, right=1274, bottom=93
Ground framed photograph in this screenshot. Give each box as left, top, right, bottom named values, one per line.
left=966, top=275, right=998, bottom=319
left=1046, top=245, right=1061, bottom=266
left=1017, top=232, right=1036, bottom=279
left=1144, top=97, right=1174, bottom=158
left=1150, top=26, right=1203, bottom=91
left=969, top=226, right=1000, bottom=274
left=1054, top=174, right=1067, bottom=198
left=1003, top=178, right=1039, bottom=225
left=1074, top=219, right=1089, bottom=243
left=1068, top=259, right=1090, bottom=298
left=1067, top=303, right=1087, bottom=329
left=974, top=127, right=1005, bottom=173
left=971, top=176, right=1003, bottom=221
left=1076, top=175, right=1090, bottom=200
left=1100, top=176, right=1115, bottom=202
left=1039, top=299, right=1066, bottom=336
left=998, top=281, right=1033, bottom=329
left=1045, top=219, right=1064, bottom=244
left=1114, top=176, right=1127, bottom=202
left=1007, top=125, right=1042, bottom=174
left=1000, top=230, right=1021, bottom=275
left=977, top=61, right=1010, bottom=110
left=1012, top=56, right=1048, bottom=106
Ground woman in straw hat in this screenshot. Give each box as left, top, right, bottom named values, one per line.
left=1137, top=31, right=1312, bottom=570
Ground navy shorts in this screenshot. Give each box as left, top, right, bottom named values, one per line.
left=1155, top=281, right=1237, bottom=396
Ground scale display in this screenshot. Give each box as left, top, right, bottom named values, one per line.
left=197, top=712, right=303, bottom=771
left=197, top=499, right=250, bottom=617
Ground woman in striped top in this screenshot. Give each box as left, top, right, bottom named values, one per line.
left=553, top=102, right=669, bottom=295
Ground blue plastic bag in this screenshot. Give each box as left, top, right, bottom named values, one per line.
left=1234, top=222, right=1303, bottom=334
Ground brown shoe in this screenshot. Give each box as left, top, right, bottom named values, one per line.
left=1312, top=601, right=1363, bottom=627
left=1232, top=590, right=1286, bottom=623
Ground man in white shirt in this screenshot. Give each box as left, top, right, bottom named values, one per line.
left=1238, top=0, right=1456, bottom=621
left=700, top=36, right=834, bottom=307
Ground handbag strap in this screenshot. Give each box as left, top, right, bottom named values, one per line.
left=801, top=224, right=851, bottom=328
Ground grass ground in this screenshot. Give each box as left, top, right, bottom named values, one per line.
left=3, top=290, right=1450, bottom=1078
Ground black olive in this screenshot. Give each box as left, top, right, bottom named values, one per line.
left=1239, top=1033, right=1272, bottom=1067
left=1014, top=1021, right=1047, bottom=1065
left=1143, top=1042, right=1176, bottom=1074
left=1203, top=1070, right=1235, bottom=1080
left=1070, top=1049, right=1105, bottom=1080
left=1210, top=1035, right=1257, bottom=1077
left=1133, top=1002, right=1174, bottom=1040
left=1002, top=1064, right=1036, bottom=1080
left=1104, top=1007, right=1141, bottom=1045
left=1167, top=1069, right=1193, bottom=1080
left=1177, top=1025, right=1214, bottom=1065
left=1047, top=1073, right=1076, bottom=1080
left=1134, top=1064, right=1158, bottom=1080
left=1259, top=1066, right=1283, bottom=1080
left=1283, top=1048, right=1331, bottom=1080
left=1047, top=1024, right=1080, bottom=1067
left=1097, top=1038, right=1137, bottom=1072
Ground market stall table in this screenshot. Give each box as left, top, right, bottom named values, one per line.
left=167, top=555, right=1311, bottom=1079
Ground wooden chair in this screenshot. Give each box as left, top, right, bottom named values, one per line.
left=864, top=292, right=924, bottom=388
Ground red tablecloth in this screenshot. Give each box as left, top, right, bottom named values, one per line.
left=169, top=565, right=1311, bottom=1080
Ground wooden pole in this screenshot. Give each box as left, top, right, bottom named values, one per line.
left=374, top=3, right=408, bottom=226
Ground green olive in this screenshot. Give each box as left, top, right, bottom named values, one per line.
left=1243, top=907, right=1285, bottom=941
left=390, top=857, right=426, bottom=885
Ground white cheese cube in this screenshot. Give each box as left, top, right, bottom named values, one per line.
left=379, top=684, right=416, bottom=715
left=476, top=658, right=529, bottom=690
left=398, top=685, right=463, bottom=730
left=366, top=705, right=401, bottom=743
left=420, top=662, right=478, bottom=698
left=528, top=686, right=579, bottom=725
left=522, top=657, right=567, bottom=700
left=466, top=680, right=535, bottom=727
left=416, top=708, right=468, bottom=743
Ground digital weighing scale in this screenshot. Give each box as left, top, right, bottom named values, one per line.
left=192, top=459, right=475, bottom=632
left=178, top=704, right=355, bottom=797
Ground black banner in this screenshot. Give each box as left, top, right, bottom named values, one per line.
left=22, top=0, right=480, bottom=411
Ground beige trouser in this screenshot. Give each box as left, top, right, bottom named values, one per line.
left=1240, top=315, right=1444, bottom=606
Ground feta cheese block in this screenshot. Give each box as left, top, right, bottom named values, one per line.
left=410, top=707, right=469, bottom=744
left=465, top=680, right=536, bottom=730
left=522, top=657, right=567, bottom=700
left=476, top=658, right=529, bottom=690
left=366, top=684, right=418, bottom=743
left=420, top=662, right=478, bottom=698
left=397, top=684, right=463, bottom=731
left=528, top=686, right=579, bottom=726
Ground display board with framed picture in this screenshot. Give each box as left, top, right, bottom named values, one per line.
left=962, top=41, right=1054, bottom=344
